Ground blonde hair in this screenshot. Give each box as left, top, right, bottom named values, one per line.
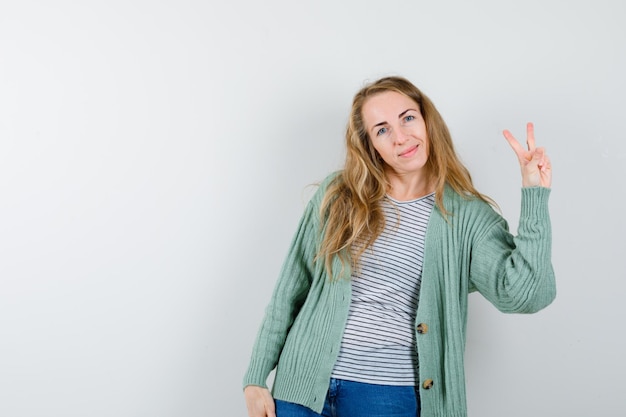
left=318, top=76, right=494, bottom=279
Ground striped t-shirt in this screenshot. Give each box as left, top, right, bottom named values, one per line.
left=330, top=192, right=435, bottom=386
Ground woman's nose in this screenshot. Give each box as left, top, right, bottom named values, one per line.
left=393, top=128, right=409, bottom=145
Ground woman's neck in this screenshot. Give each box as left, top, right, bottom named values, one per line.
left=385, top=170, right=434, bottom=202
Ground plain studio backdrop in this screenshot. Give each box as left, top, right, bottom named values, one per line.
left=1, top=0, right=624, bottom=416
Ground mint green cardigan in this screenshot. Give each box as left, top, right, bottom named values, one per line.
left=243, top=174, right=556, bottom=417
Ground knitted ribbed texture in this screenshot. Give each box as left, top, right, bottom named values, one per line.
left=243, top=176, right=556, bottom=417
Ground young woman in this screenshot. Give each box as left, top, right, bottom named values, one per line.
left=243, top=76, right=555, bottom=417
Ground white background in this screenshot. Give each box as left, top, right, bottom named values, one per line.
left=1, top=0, right=625, bottom=416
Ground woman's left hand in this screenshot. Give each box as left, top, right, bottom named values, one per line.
left=503, top=122, right=552, bottom=188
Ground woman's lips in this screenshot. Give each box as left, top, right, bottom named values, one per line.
left=399, top=145, right=418, bottom=157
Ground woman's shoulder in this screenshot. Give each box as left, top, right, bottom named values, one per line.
left=443, top=184, right=492, bottom=207
left=310, top=171, right=342, bottom=198
left=321, top=170, right=341, bottom=187
left=442, top=184, right=502, bottom=223
left=300, top=171, right=343, bottom=212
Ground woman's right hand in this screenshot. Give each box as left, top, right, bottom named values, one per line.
left=244, top=385, right=276, bottom=417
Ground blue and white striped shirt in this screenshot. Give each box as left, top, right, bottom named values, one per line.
left=331, top=192, right=435, bottom=385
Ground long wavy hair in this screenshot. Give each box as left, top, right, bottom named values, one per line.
left=317, top=76, right=494, bottom=279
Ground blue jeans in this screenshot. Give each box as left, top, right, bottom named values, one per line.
left=275, top=378, right=420, bottom=417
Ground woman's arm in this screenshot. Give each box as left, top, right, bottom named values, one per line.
left=469, top=123, right=556, bottom=312
left=242, top=199, right=318, bottom=388
left=469, top=188, right=556, bottom=313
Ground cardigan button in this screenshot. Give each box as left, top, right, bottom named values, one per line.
left=416, top=323, right=429, bottom=334
left=422, top=379, right=434, bottom=390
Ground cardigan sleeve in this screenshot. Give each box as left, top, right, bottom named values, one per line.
left=469, top=187, right=556, bottom=313
left=242, top=173, right=340, bottom=390
left=242, top=197, right=320, bottom=389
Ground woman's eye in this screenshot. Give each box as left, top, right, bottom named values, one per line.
left=376, top=127, right=388, bottom=136
left=404, top=115, right=415, bottom=122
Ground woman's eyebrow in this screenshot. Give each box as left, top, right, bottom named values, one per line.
left=399, top=108, right=418, bottom=118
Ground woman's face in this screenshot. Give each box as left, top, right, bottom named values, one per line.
left=362, top=91, right=430, bottom=178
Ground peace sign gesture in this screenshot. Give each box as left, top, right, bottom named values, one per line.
left=503, top=122, right=552, bottom=188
